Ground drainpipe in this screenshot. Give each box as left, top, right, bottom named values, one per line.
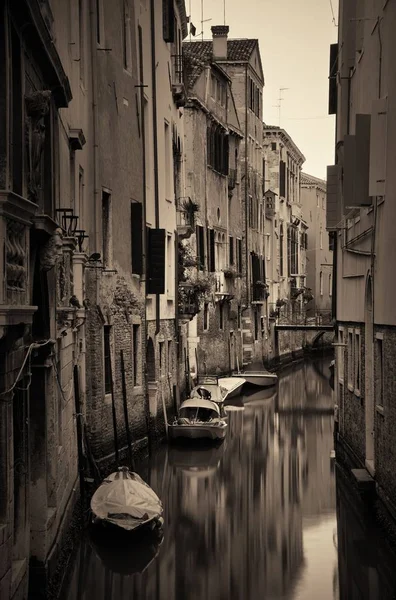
left=89, top=0, right=99, bottom=254
left=150, top=0, right=160, bottom=335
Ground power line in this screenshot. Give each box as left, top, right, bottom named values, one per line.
left=329, top=0, right=337, bottom=26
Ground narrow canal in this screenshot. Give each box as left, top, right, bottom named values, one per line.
left=60, top=357, right=396, bottom=600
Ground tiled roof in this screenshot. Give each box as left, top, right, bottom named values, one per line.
left=183, top=39, right=258, bottom=90
left=301, top=172, right=326, bottom=188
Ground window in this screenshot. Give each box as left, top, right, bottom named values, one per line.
left=204, top=303, right=209, bottom=331
left=279, top=223, right=284, bottom=276
left=265, top=233, right=271, bottom=261
left=279, top=160, right=286, bottom=198
left=236, top=238, right=242, bottom=274
left=271, top=142, right=277, bottom=151
left=164, top=120, right=172, bottom=200
left=167, top=233, right=173, bottom=297
left=229, top=236, right=234, bottom=265
left=354, top=330, right=361, bottom=394
left=329, top=273, right=332, bottom=296
left=104, top=325, right=112, bottom=396
left=338, top=329, right=344, bottom=382
left=348, top=330, right=354, bottom=389
left=133, top=324, right=141, bottom=386
left=376, top=334, right=384, bottom=408
left=196, top=225, right=205, bottom=270
left=320, top=271, right=323, bottom=295
left=219, top=304, right=224, bottom=330
left=162, top=0, right=175, bottom=42
left=320, top=229, right=323, bottom=249
left=102, top=190, right=112, bottom=268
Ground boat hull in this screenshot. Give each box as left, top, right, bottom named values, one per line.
left=169, top=423, right=227, bottom=441
left=218, top=377, right=245, bottom=399
left=232, top=372, right=278, bottom=388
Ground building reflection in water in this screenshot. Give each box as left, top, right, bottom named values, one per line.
left=62, top=358, right=340, bottom=600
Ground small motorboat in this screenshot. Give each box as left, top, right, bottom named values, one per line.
left=90, top=467, right=163, bottom=532
left=232, top=367, right=278, bottom=388
left=217, top=376, right=246, bottom=399
left=169, top=398, right=227, bottom=441
left=190, top=378, right=228, bottom=420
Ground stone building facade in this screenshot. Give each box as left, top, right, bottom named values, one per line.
left=329, top=0, right=396, bottom=537
left=262, top=125, right=307, bottom=362
left=183, top=26, right=266, bottom=371
left=300, top=173, right=333, bottom=318
left=182, top=27, right=244, bottom=377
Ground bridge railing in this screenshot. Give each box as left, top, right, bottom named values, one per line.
left=268, top=303, right=332, bottom=326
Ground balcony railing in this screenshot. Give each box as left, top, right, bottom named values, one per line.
left=171, top=54, right=186, bottom=108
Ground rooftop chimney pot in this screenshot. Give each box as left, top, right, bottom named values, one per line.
left=211, top=25, right=229, bottom=61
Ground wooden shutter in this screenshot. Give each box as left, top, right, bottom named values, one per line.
left=326, top=165, right=342, bottom=230
left=198, top=225, right=205, bottom=270
left=279, top=160, right=286, bottom=198
left=328, top=43, right=338, bottom=115
left=209, top=229, right=215, bottom=272
left=147, top=228, right=166, bottom=294
left=162, top=0, right=175, bottom=42
left=369, top=97, right=387, bottom=197
left=131, top=202, right=143, bottom=274
left=229, top=236, right=234, bottom=265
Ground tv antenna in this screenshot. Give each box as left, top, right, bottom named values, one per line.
left=273, top=87, right=289, bottom=127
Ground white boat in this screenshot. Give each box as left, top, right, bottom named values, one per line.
left=232, top=369, right=278, bottom=388
left=90, top=467, right=163, bottom=532
left=217, top=376, right=246, bottom=399
left=168, top=398, right=228, bottom=441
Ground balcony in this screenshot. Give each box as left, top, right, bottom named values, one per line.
left=215, top=271, right=234, bottom=301
left=171, top=54, right=186, bottom=108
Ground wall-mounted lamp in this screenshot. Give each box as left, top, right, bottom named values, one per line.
left=55, top=208, right=79, bottom=236
left=75, top=229, right=88, bottom=252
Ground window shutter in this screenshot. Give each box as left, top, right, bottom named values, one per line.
left=229, top=236, right=234, bottom=265
left=198, top=225, right=205, bottom=270
left=369, top=97, right=387, bottom=197
left=328, top=43, right=338, bottom=115
left=131, top=202, right=143, bottom=274
left=147, top=228, right=166, bottom=294
left=162, top=0, right=175, bottom=42
left=355, top=114, right=371, bottom=206
left=279, top=160, right=286, bottom=197
left=326, top=165, right=342, bottom=230
left=209, top=229, right=215, bottom=272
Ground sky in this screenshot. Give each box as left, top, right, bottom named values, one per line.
left=186, top=0, right=339, bottom=179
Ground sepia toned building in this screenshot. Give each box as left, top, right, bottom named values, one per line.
left=183, top=26, right=266, bottom=371
left=300, top=173, right=333, bottom=318
left=329, top=0, right=396, bottom=535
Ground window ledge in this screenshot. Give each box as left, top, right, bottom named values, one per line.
left=354, top=389, right=361, bottom=398
left=376, top=404, right=385, bottom=416
left=347, top=383, right=354, bottom=392
left=133, top=385, right=144, bottom=395
left=104, top=393, right=112, bottom=405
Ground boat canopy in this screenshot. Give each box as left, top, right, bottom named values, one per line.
left=180, top=398, right=221, bottom=415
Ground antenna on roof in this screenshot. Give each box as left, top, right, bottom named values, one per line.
left=275, top=87, right=289, bottom=127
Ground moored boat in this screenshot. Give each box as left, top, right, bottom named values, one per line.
left=168, top=398, right=227, bottom=441
left=90, top=467, right=163, bottom=532
left=231, top=368, right=278, bottom=388
left=217, top=376, right=246, bottom=399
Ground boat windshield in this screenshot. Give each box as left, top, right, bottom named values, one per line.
left=179, top=407, right=219, bottom=422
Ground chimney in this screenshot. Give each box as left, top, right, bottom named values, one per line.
left=211, top=25, right=229, bottom=61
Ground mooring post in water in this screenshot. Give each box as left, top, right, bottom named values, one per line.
left=120, top=350, right=134, bottom=469
left=73, top=365, right=85, bottom=501
left=161, top=388, right=169, bottom=440
left=109, top=352, right=119, bottom=464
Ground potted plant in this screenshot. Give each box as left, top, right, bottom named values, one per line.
left=181, top=198, right=200, bottom=227
left=223, top=267, right=237, bottom=279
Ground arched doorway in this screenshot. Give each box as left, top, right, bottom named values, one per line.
left=365, top=272, right=375, bottom=473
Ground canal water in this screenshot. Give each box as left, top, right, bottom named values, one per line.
left=60, top=357, right=396, bottom=600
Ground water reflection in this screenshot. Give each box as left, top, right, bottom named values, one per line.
left=62, top=358, right=339, bottom=600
